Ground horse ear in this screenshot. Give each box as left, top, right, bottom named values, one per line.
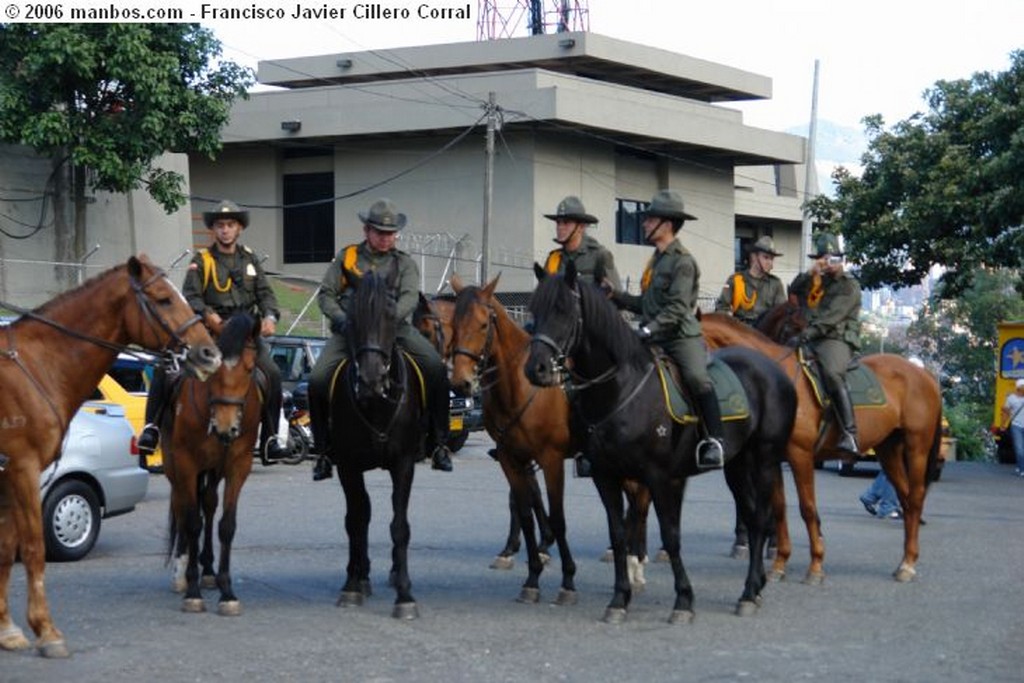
left=249, top=313, right=261, bottom=339
left=565, top=260, right=578, bottom=288
left=127, top=255, right=143, bottom=279
left=482, top=272, right=501, bottom=299
left=533, top=262, right=546, bottom=282
left=695, top=308, right=703, bottom=321
left=450, top=272, right=465, bottom=293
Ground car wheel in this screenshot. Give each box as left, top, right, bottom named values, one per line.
left=447, top=430, right=469, bottom=453
left=43, top=480, right=101, bottom=562
left=838, top=461, right=856, bottom=477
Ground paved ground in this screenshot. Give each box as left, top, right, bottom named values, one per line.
left=4, top=432, right=1024, bottom=682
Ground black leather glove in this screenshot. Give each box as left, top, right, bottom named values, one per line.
left=636, top=325, right=653, bottom=341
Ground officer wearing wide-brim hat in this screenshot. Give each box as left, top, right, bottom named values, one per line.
left=308, top=197, right=453, bottom=480
left=715, top=235, right=787, bottom=324
left=542, top=196, right=621, bottom=291
left=139, top=199, right=290, bottom=463
left=790, top=231, right=863, bottom=459
left=609, top=189, right=725, bottom=468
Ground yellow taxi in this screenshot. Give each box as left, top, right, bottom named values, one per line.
left=89, top=355, right=163, bottom=472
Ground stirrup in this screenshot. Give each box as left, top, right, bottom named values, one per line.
left=696, top=437, right=724, bottom=469
left=138, top=423, right=160, bottom=454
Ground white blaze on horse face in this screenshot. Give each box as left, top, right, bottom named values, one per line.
left=223, top=357, right=240, bottom=371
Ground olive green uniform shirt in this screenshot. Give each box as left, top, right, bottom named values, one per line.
left=714, top=270, right=787, bottom=324
left=182, top=243, right=280, bottom=320
left=543, top=234, right=622, bottom=291
left=317, top=242, right=420, bottom=332
left=801, top=270, right=862, bottom=350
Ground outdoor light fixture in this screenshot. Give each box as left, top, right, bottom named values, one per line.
left=336, top=57, right=353, bottom=69
left=280, top=120, right=301, bottom=132
left=558, top=38, right=576, bottom=49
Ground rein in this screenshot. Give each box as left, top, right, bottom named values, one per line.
left=346, top=346, right=408, bottom=444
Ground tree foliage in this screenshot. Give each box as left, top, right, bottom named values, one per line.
left=0, top=23, right=253, bottom=211
left=810, top=50, right=1024, bottom=296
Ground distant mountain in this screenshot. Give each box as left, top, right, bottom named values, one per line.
left=786, top=120, right=866, bottom=196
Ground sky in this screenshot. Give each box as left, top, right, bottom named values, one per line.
left=205, top=0, right=1024, bottom=133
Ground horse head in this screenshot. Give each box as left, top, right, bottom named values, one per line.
left=413, top=291, right=455, bottom=358
left=206, top=313, right=259, bottom=444
left=449, top=273, right=501, bottom=397
left=348, top=261, right=400, bottom=400
left=525, top=262, right=581, bottom=388
left=754, top=301, right=808, bottom=345
left=125, top=255, right=222, bottom=380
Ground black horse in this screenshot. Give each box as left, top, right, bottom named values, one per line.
left=525, top=263, right=797, bottom=623
left=329, top=263, right=425, bottom=619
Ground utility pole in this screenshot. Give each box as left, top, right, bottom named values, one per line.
left=481, top=91, right=497, bottom=283
left=801, top=59, right=820, bottom=264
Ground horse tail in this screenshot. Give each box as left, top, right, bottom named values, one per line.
left=165, top=501, right=177, bottom=567
left=925, top=412, right=943, bottom=487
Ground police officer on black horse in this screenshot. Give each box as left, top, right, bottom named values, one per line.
left=138, top=200, right=291, bottom=463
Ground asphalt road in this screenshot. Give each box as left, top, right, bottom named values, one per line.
left=5, top=433, right=1024, bottom=682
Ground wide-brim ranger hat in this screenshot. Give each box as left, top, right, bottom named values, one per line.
left=359, top=198, right=407, bottom=232
left=543, top=196, right=598, bottom=224
left=748, top=235, right=783, bottom=257
left=808, top=232, right=844, bottom=258
left=641, top=189, right=698, bottom=222
left=203, top=200, right=250, bottom=229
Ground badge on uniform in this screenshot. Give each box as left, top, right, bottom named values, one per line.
left=246, top=264, right=256, bottom=277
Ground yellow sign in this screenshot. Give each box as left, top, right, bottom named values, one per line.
left=994, top=321, right=1024, bottom=426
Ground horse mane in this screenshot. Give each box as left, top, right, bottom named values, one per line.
left=218, top=313, right=255, bottom=360
left=701, top=311, right=783, bottom=355
left=351, top=270, right=393, bottom=335
left=30, top=264, right=125, bottom=318
left=453, top=284, right=482, bottom=323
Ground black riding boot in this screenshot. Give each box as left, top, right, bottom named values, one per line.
left=832, top=383, right=862, bottom=458
left=695, top=387, right=726, bottom=468
left=138, top=366, right=168, bottom=455
left=259, top=369, right=290, bottom=463
left=309, top=388, right=333, bottom=481
left=428, top=377, right=453, bottom=472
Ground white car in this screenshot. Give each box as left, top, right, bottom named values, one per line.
left=39, top=401, right=149, bottom=561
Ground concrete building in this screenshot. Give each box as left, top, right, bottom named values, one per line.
left=190, top=31, right=808, bottom=300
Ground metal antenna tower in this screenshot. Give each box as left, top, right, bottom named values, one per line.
left=477, top=1, right=590, bottom=41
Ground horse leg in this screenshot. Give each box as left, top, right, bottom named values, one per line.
left=181, top=493, right=206, bottom=613
left=538, top=452, right=577, bottom=606
left=7, top=465, right=68, bottom=657
left=491, top=490, right=522, bottom=570
left=767, top=471, right=792, bottom=581
left=0, top=481, right=30, bottom=652
left=388, top=459, right=418, bottom=619
left=624, top=481, right=651, bottom=591
left=501, top=459, right=546, bottom=604
left=337, top=468, right=372, bottom=607
left=214, top=453, right=251, bottom=616
left=528, top=471, right=555, bottom=560
left=723, top=451, right=775, bottom=616
left=787, top=449, right=826, bottom=585
left=731, top=499, right=751, bottom=560
left=880, top=439, right=926, bottom=582
left=198, top=473, right=219, bottom=589
left=592, top=473, right=633, bottom=623
left=648, top=478, right=694, bottom=624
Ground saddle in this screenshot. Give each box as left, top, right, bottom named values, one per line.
left=653, top=351, right=750, bottom=425
left=797, top=347, right=887, bottom=409
left=329, top=350, right=427, bottom=410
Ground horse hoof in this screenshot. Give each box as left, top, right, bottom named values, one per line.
left=517, top=587, right=541, bottom=604
left=654, top=548, right=670, bottom=563
left=170, top=577, right=187, bottom=594
left=37, top=638, right=70, bottom=659
left=630, top=581, right=646, bottom=594
left=553, top=589, right=578, bottom=606
left=539, top=551, right=552, bottom=565
left=201, top=575, right=217, bottom=590
left=359, top=579, right=373, bottom=597
left=602, top=607, right=627, bottom=624
left=392, top=602, right=419, bottom=620
left=0, top=625, right=30, bottom=651
left=600, top=548, right=614, bottom=563
left=735, top=600, right=759, bottom=617
left=182, top=598, right=206, bottom=613
left=668, top=609, right=695, bottom=625
left=336, top=591, right=364, bottom=608
left=730, top=544, right=750, bottom=560
left=490, top=555, right=515, bottom=570
left=217, top=600, right=243, bottom=617
left=767, top=569, right=786, bottom=583
left=802, top=571, right=825, bottom=586
left=893, top=565, right=917, bottom=583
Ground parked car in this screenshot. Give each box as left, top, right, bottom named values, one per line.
left=40, top=401, right=149, bottom=561
left=268, top=334, right=485, bottom=452
left=92, top=353, right=162, bottom=472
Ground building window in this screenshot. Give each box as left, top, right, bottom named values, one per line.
left=615, top=198, right=648, bottom=246
left=283, top=172, right=334, bottom=263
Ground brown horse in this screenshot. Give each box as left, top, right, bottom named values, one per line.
left=448, top=275, right=653, bottom=604
left=0, top=256, right=221, bottom=658
left=701, top=309, right=943, bottom=583
left=163, top=314, right=261, bottom=616
left=413, top=291, right=556, bottom=569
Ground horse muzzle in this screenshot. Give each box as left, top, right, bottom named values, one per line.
left=188, top=345, right=223, bottom=381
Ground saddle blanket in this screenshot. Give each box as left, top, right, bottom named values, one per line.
left=798, top=348, right=887, bottom=409
left=655, top=356, right=750, bottom=425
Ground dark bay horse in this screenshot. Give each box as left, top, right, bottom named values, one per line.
left=0, top=256, right=221, bottom=658
left=163, top=314, right=261, bottom=615
left=525, top=264, right=796, bottom=623
left=702, top=308, right=943, bottom=583
left=414, top=289, right=557, bottom=571
left=329, top=265, right=425, bottom=619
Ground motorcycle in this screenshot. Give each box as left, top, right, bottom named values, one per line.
left=282, top=385, right=315, bottom=463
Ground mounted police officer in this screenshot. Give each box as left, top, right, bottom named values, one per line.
left=715, top=235, right=787, bottom=324
left=542, top=196, right=621, bottom=290
left=790, top=232, right=863, bottom=458
left=308, top=198, right=453, bottom=481
left=609, top=189, right=724, bottom=468
left=138, top=200, right=291, bottom=462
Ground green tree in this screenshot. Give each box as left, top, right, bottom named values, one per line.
left=813, top=50, right=1024, bottom=297
left=0, top=24, right=252, bottom=284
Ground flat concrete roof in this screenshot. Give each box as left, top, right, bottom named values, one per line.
left=257, top=31, right=772, bottom=103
